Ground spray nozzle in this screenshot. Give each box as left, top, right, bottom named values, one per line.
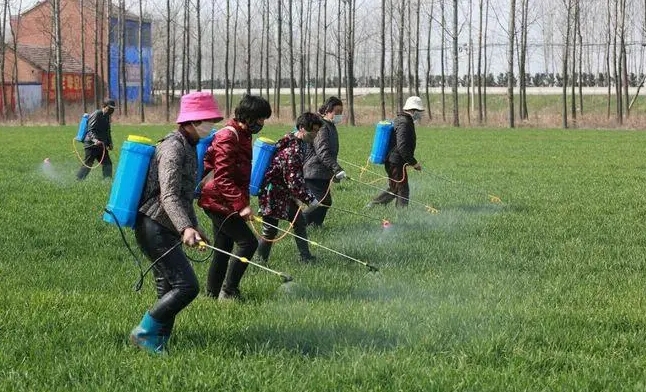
left=367, top=264, right=379, bottom=272
left=280, top=273, right=293, bottom=283
left=489, top=195, right=502, bottom=203
left=381, top=219, right=391, bottom=228
left=425, top=205, right=439, bottom=214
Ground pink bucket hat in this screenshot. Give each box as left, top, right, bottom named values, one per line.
left=176, top=92, right=223, bottom=124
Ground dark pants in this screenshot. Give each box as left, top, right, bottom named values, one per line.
left=134, top=214, right=200, bottom=324
left=372, top=161, right=409, bottom=207
left=304, top=178, right=332, bottom=226
left=257, top=204, right=312, bottom=262
left=77, top=144, right=112, bottom=180
left=205, top=211, right=258, bottom=296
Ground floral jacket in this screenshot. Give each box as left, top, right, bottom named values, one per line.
left=258, top=134, right=316, bottom=220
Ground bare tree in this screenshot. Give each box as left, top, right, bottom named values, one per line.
left=477, top=0, right=484, bottom=123
left=230, top=1, right=240, bottom=110
left=562, top=0, right=572, bottom=129
left=440, top=0, right=446, bottom=122
left=246, top=0, right=251, bottom=94
left=451, top=0, right=459, bottom=127
left=0, top=0, right=9, bottom=119
left=379, top=0, right=386, bottom=119
left=265, top=0, right=270, bottom=99
left=138, top=0, right=145, bottom=122
left=507, top=0, right=516, bottom=128
left=467, top=0, right=473, bottom=124
left=519, top=0, right=529, bottom=120
left=196, top=0, right=202, bottom=90
left=259, top=0, right=266, bottom=96
left=345, top=0, right=356, bottom=125
left=397, top=0, right=404, bottom=109
left=406, top=1, right=412, bottom=96
left=322, top=0, right=328, bottom=101
left=299, top=1, right=305, bottom=113
left=274, top=0, right=282, bottom=119
left=613, top=0, right=621, bottom=123
left=483, top=0, right=489, bottom=122
left=337, top=0, right=342, bottom=98
left=620, top=0, right=628, bottom=117
left=414, top=0, right=420, bottom=96
left=425, top=1, right=433, bottom=118
left=94, top=0, right=101, bottom=107
left=225, top=0, right=230, bottom=117
left=8, top=1, right=23, bottom=124
left=606, top=0, right=611, bottom=119
left=570, top=0, right=577, bottom=122
left=289, top=0, right=296, bottom=119
left=211, top=0, right=215, bottom=95
left=80, top=0, right=87, bottom=112
left=54, top=0, right=65, bottom=124
left=166, top=0, right=171, bottom=122
left=120, top=0, right=127, bottom=117
left=315, top=0, right=322, bottom=108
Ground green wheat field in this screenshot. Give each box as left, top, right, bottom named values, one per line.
left=2, top=122, right=646, bottom=391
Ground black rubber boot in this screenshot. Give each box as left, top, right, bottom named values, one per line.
left=220, top=259, right=249, bottom=300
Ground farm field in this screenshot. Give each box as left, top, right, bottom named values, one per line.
left=2, top=123, right=646, bottom=391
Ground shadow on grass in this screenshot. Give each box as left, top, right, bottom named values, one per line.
left=180, top=320, right=401, bottom=357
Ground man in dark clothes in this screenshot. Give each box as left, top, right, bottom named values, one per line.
left=370, top=96, right=423, bottom=208
left=76, top=99, right=116, bottom=180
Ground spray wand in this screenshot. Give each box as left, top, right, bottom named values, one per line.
left=320, top=202, right=391, bottom=228
left=197, top=241, right=293, bottom=283
left=252, top=216, right=379, bottom=272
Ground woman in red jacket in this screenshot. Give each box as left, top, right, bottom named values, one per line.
left=198, top=95, right=272, bottom=300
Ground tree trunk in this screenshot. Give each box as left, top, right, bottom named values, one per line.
left=519, top=0, right=529, bottom=120
left=246, top=0, right=251, bottom=94
left=314, top=0, right=321, bottom=108
left=440, top=0, right=446, bottom=122
left=80, top=0, right=87, bottom=113
left=8, top=4, right=22, bottom=124
left=507, top=0, right=516, bottom=128
left=452, top=0, right=459, bottom=127
left=397, top=0, right=405, bottom=109
left=265, top=0, right=270, bottom=99
left=346, top=0, right=356, bottom=125
left=196, top=0, right=202, bottom=91
left=322, top=0, right=327, bottom=101
left=225, top=0, right=230, bottom=117
left=337, top=0, right=342, bottom=99
left=570, top=0, right=577, bottom=121
left=299, top=1, right=305, bottom=113
left=406, top=0, right=412, bottom=96
left=467, top=0, right=473, bottom=124
left=483, top=0, right=489, bottom=122
left=138, top=0, right=145, bottom=122
left=289, top=0, right=296, bottom=120
left=120, top=0, right=127, bottom=117
left=94, top=0, right=101, bottom=107
left=259, top=0, right=266, bottom=96
left=613, top=0, right=621, bottom=123
left=211, top=0, right=215, bottom=95
left=606, top=0, right=611, bottom=119
left=380, top=0, right=386, bottom=119
left=414, top=0, right=420, bottom=96
left=55, top=0, right=65, bottom=124
left=562, top=0, right=572, bottom=129
left=171, top=21, right=176, bottom=105
left=275, top=0, right=282, bottom=119
left=425, top=0, right=433, bottom=119
left=230, top=1, right=239, bottom=110
left=620, top=0, right=628, bottom=117
left=166, top=0, right=171, bottom=122
left=477, top=0, right=484, bottom=123
left=577, top=0, right=583, bottom=115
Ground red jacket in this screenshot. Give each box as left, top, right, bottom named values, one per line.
left=198, top=120, right=252, bottom=215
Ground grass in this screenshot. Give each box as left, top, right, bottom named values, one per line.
left=2, top=122, right=646, bottom=390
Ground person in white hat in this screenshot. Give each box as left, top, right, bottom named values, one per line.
left=370, top=96, right=423, bottom=208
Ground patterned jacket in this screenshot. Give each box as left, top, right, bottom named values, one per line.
left=138, top=130, right=199, bottom=235
left=198, top=120, right=252, bottom=216
left=258, top=134, right=316, bottom=220
left=303, top=118, right=343, bottom=180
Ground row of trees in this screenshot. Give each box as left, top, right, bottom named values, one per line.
left=2, top=0, right=645, bottom=128
left=157, top=71, right=646, bottom=92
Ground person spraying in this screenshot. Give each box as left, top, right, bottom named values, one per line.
left=198, top=95, right=272, bottom=301
left=129, top=92, right=223, bottom=354
left=303, top=96, right=347, bottom=227
left=76, top=99, right=116, bottom=180
left=370, top=96, right=423, bottom=208
left=256, top=112, right=323, bottom=264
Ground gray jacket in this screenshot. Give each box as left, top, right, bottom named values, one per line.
left=303, top=118, right=343, bottom=180
left=387, top=112, right=418, bottom=166
left=138, top=130, right=199, bottom=235
left=83, top=109, right=112, bottom=147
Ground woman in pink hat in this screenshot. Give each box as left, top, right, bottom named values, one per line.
left=199, top=95, right=272, bottom=301
left=129, top=91, right=223, bottom=354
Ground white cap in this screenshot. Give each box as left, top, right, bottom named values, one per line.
left=403, top=96, right=425, bottom=111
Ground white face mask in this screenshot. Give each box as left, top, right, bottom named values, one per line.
left=332, top=114, right=343, bottom=124
left=195, top=121, right=214, bottom=138
left=411, top=112, right=422, bottom=122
